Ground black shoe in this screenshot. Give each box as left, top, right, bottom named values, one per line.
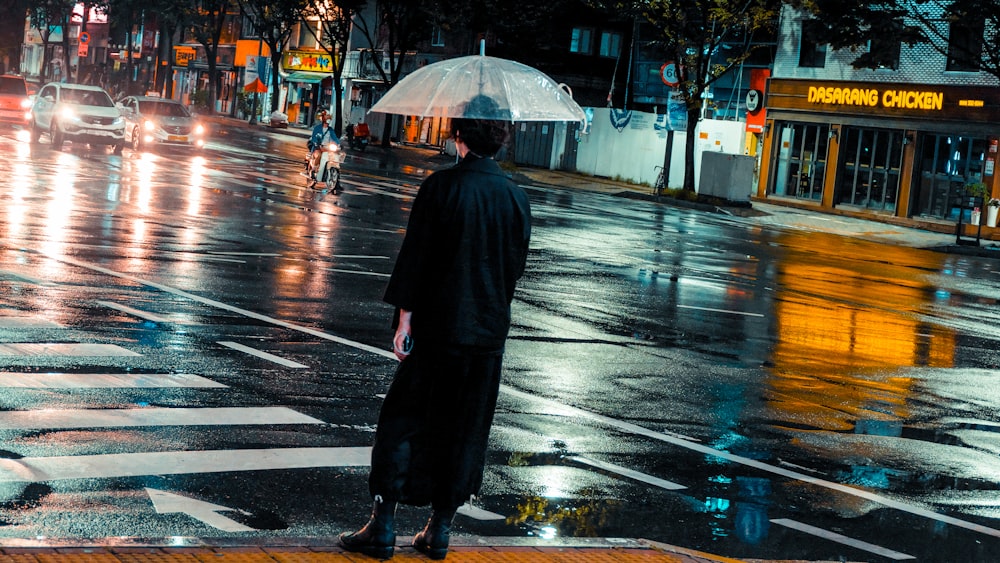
left=412, top=508, right=456, bottom=560
left=339, top=498, right=396, bottom=560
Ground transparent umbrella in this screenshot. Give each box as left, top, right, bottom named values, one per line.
left=369, top=54, right=586, bottom=122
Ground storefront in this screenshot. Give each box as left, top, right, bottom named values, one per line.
left=759, top=79, right=1000, bottom=228
left=280, top=50, right=334, bottom=126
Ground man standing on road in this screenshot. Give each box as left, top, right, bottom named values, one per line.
left=339, top=116, right=532, bottom=560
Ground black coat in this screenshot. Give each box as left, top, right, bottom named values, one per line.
left=383, top=154, right=531, bottom=350
left=370, top=154, right=531, bottom=509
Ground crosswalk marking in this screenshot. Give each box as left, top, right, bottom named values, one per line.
left=0, top=447, right=372, bottom=482
left=0, top=317, right=65, bottom=329
left=218, top=340, right=309, bottom=368
left=0, top=406, right=323, bottom=429
left=0, top=372, right=226, bottom=388
left=772, top=519, right=915, bottom=560
left=0, top=269, right=55, bottom=286
left=0, top=343, right=141, bottom=356
left=97, top=300, right=177, bottom=324
left=567, top=456, right=687, bottom=491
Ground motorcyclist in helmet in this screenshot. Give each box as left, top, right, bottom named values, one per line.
left=307, top=110, right=340, bottom=177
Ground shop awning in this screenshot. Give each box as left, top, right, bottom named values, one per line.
left=283, top=71, right=332, bottom=84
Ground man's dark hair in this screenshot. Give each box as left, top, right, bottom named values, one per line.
left=453, top=118, right=508, bottom=157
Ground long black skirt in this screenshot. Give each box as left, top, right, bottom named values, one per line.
left=368, top=345, right=503, bottom=510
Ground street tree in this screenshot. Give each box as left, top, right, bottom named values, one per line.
left=352, top=0, right=438, bottom=147
left=237, top=0, right=307, bottom=117
left=0, top=0, right=33, bottom=74
left=789, top=0, right=1000, bottom=80
left=598, top=0, right=780, bottom=192
left=300, top=0, right=366, bottom=134
left=29, top=0, right=76, bottom=84
left=184, top=0, right=236, bottom=114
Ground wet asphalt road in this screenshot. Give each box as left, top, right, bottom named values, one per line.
left=0, top=123, right=999, bottom=562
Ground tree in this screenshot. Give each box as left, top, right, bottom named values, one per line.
left=300, top=0, right=366, bottom=134
left=791, top=0, right=1000, bottom=80
left=237, top=0, right=307, bottom=116
left=184, top=0, right=236, bottom=114
left=601, top=0, right=780, bottom=192
left=29, top=0, right=76, bottom=84
left=352, top=0, right=438, bottom=147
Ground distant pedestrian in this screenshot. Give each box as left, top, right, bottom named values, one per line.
left=339, top=113, right=532, bottom=560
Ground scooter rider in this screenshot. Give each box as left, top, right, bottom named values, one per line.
left=308, top=110, right=340, bottom=176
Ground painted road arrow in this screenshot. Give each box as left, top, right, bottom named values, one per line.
left=146, top=488, right=254, bottom=532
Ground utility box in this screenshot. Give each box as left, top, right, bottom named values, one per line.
left=698, top=152, right=755, bottom=202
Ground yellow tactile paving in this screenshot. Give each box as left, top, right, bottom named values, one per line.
left=0, top=547, right=739, bottom=563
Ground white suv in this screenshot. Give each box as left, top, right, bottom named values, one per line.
left=30, top=83, right=125, bottom=153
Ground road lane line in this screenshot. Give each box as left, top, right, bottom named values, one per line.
left=0, top=406, right=320, bottom=429
left=0, top=343, right=141, bottom=357
left=500, top=386, right=1000, bottom=539
left=0, top=372, right=226, bottom=388
left=567, top=456, right=687, bottom=490
left=677, top=304, right=764, bottom=317
left=44, top=254, right=393, bottom=358
left=0, top=447, right=372, bottom=482
left=330, top=255, right=390, bottom=260
left=325, top=268, right=391, bottom=278
left=97, top=300, right=176, bottom=324
left=771, top=519, right=915, bottom=560
left=217, top=341, right=309, bottom=368
left=0, top=317, right=65, bottom=329
left=39, top=252, right=1000, bottom=539
left=0, top=269, right=55, bottom=286
left=456, top=503, right=505, bottom=521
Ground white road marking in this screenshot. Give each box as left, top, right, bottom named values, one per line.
left=567, top=456, right=686, bottom=490
left=97, top=300, right=176, bottom=324
left=147, top=488, right=254, bottom=532
left=0, top=317, right=65, bottom=329
left=501, top=386, right=1000, bottom=539
left=456, top=503, right=505, bottom=521
left=0, top=406, right=321, bottom=429
left=0, top=343, right=141, bottom=357
left=0, top=372, right=226, bottom=388
left=217, top=340, right=309, bottom=368
left=0, top=270, right=55, bottom=286
left=38, top=252, right=1000, bottom=539
left=677, top=304, right=764, bottom=317
left=325, top=268, right=390, bottom=278
left=0, top=447, right=372, bottom=482
left=207, top=252, right=282, bottom=257
left=771, top=519, right=915, bottom=560
left=197, top=256, right=246, bottom=264
left=330, top=255, right=390, bottom=260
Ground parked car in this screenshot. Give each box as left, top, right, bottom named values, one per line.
left=118, top=95, right=206, bottom=150
left=30, top=82, right=125, bottom=153
left=0, top=74, right=32, bottom=127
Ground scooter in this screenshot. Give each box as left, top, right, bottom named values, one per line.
left=348, top=123, right=370, bottom=151
left=304, top=142, right=345, bottom=191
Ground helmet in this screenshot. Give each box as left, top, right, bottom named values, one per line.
left=317, top=110, right=330, bottom=123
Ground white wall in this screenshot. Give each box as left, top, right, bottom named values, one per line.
left=575, top=107, right=748, bottom=190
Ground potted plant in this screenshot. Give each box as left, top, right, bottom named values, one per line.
left=988, top=197, right=1000, bottom=228
left=964, top=182, right=989, bottom=225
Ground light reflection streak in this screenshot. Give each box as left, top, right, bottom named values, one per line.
left=6, top=162, right=31, bottom=241
left=41, top=152, right=78, bottom=264
left=135, top=152, right=155, bottom=213
left=187, top=156, right=206, bottom=217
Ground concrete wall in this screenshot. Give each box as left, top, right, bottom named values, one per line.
left=575, top=107, right=748, bottom=190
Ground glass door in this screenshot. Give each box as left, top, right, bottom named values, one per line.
left=912, top=135, right=986, bottom=220
left=771, top=123, right=829, bottom=200
left=836, top=127, right=904, bottom=212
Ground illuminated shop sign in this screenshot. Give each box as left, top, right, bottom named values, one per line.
left=808, top=86, right=943, bottom=110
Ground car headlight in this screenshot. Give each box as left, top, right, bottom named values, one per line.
left=20, top=99, right=31, bottom=109
left=193, top=123, right=205, bottom=135
left=113, top=116, right=124, bottom=126
left=144, top=119, right=156, bottom=131
left=59, top=106, right=77, bottom=121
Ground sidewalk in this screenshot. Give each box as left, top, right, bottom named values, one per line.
left=0, top=539, right=760, bottom=563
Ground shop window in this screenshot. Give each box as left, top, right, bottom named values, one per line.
left=771, top=122, right=829, bottom=200
left=835, top=127, right=903, bottom=212
left=913, top=135, right=987, bottom=220
left=599, top=31, right=622, bottom=58
left=570, top=27, right=593, bottom=55
left=867, top=25, right=901, bottom=70
left=798, top=20, right=827, bottom=68
left=946, top=20, right=983, bottom=71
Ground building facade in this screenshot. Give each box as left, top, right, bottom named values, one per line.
left=757, top=5, right=1000, bottom=236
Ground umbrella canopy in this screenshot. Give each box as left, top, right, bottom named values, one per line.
left=244, top=78, right=267, bottom=93
left=369, top=55, right=586, bottom=122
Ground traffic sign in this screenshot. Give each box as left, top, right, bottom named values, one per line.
left=79, top=31, right=90, bottom=45
left=660, top=61, right=680, bottom=87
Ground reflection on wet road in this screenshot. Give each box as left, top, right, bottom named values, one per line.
left=1, top=126, right=999, bottom=561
